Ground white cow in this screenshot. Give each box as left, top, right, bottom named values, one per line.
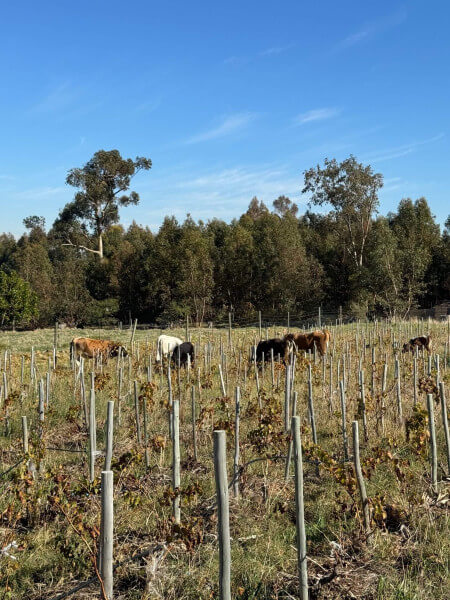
left=156, top=335, right=182, bottom=362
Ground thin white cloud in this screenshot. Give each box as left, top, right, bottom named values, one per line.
left=153, top=163, right=302, bottom=210
left=135, top=98, right=162, bottom=112
left=223, top=56, right=246, bottom=65
left=28, top=83, right=78, bottom=114
left=27, top=83, right=101, bottom=120
left=14, top=186, right=65, bottom=200
left=383, top=177, right=404, bottom=192
left=339, top=30, right=370, bottom=48
left=224, top=43, right=294, bottom=65
left=126, top=162, right=304, bottom=232
left=259, top=44, right=294, bottom=57
left=184, top=112, right=258, bottom=144
left=336, top=7, right=407, bottom=50
left=364, top=133, right=444, bottom=163
left=293, top=108, right=340, bottom=126
left=64, top=136, right=86, bottom=154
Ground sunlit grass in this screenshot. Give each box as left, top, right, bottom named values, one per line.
left=0, top=320, right=448, bottom=599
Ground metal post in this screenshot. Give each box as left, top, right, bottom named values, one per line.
left=172, top=399, right=181, bottom=524
left=22, top=415, right=29, bottom=453
left=191, top=386, right=198, bottom=461
left=89, top=387, right=96, bottom=482
left=213, top=430, right=231, bottom=600
left=359, top=370, right=368, bottom=442
left=426, top=393, right=438, bottom=493
left=307, top=364, right=317, bottom=444
left=134, top=380, right=142, bottom=445
left=233, top=387, right=240, bottom=498
left=339, top=380, right=348, bottom=461
left=439, top=382, right=450, bottom=475
left=292, top=416, right=308, bottom=600
left=104, top=401, right=114, bottom=471
left=284, top=392, right=298, bottom=481
left=284, top=364, right=291, bottom=433
left=100, top=470, right=114, bottom=599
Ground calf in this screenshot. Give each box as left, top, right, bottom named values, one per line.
left=70, top=337, right=128, bottom=364
left=402, top=335, right=432, bottom=354
left=171, top=342, right=195, bottom=367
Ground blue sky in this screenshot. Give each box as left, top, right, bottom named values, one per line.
left=1, top=0, right=449, bottom=237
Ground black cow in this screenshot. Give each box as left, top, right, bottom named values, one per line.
left=402, top=335, right=432, bottom=354
left=171, top=342, right=195, bottom=367
left=252, top=337, right=293, bottom=365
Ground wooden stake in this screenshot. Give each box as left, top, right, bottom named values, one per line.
left=352, top=421, right=370, bottom=533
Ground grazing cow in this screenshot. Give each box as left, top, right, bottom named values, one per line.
left=402, top=335, right=432, bottom=354
left=171, top=342, right=195, bottom=367
left=252, top=337, right=295, bottom=365
left=156, top=334, right=182, bottom=362
left=70, top=337, right=128, bottom=364
left=285, top=329, right=331, bottom=357
left=312, top=329, right=331, bottom=355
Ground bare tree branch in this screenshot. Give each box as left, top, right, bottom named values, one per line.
left=62, top=239, right=102, bottom=256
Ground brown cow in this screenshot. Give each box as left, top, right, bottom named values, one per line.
left=70, top=337, right=128, bottom=363
left=311, top=329, right=331, bottom=355
left=285, top=329, right=331, bottom=356
left=402, top=335, right=432, bottom=354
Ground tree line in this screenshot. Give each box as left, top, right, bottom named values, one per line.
left=0, top=150, right=448, bottom=328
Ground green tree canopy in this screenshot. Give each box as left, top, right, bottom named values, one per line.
left=390, top=197, right=441, bottom=314
left=302, top=156, right=383, bottom=268
left=54, top=149, right=152, bottom=259
left=0, top=270, right=38, bottom=327
left=272, top=195, right=298, bottom=217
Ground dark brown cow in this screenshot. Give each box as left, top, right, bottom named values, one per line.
left=402, top=335, right=432, bottom=354
left=70, top=337, right=128, bottom=363
left=253, top=337, right=295, bottom=365
left=285, top=329, right=331, bottom=356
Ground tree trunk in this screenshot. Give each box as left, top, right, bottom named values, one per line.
left=98, top=233, right=104, bottom=260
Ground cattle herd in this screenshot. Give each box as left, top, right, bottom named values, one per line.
left=71, top=329, right=432, bottom=370
left=70, top=329, right=333, bottom=369
left=254, top=329, right=331, bottom=364
left=70, top=334, right=199, bottom=368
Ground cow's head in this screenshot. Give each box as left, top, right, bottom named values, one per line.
left=402, top=342, right=412, bottom=354
left=110, top=344, right=128, bottom=358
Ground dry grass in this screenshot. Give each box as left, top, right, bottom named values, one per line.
left=0, top=320, right=449, bottom=599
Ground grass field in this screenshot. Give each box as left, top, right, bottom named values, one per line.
left=0, top=321, right=449, bottom=599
